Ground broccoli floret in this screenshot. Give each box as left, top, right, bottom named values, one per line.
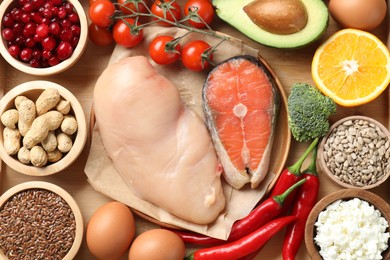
left=287, top=83, right=336, bottom=142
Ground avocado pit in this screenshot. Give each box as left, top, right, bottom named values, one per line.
left=243, top=0, right=308, bottom=35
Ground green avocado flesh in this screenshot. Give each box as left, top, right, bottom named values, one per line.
left=213, top=0, right=329, bottom=48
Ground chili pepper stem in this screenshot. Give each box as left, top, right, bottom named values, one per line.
left=273, top=178, right=306, bottom=205
left=302, top=142, right=318, bottom=175
left=287, top=138, right=319, bottom=175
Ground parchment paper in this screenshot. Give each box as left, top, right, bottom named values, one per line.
left=84, top=26, right=278, bottom=240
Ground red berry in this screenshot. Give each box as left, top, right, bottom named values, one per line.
left=20, top=13, right=31, bottom=23
left=8, top=45, right=21, bottom=57
left=30, top=58, right=41, bottom=67
left=36, top=23, right=49, bottom=38
left=68, top=13, right=79, bottom=23
left=2, top=28, right=15, bottom=41
left=49, top=22, right=61, bottom=35
left=42, top=36, right=56, bottom=50
left=56, top=41, right=73, bottom=60
left=20, top=48, right=32, bottom=61
left=25, top=37, right=37, bottom=48
left=59, top=27, right=73, bottom=42
left=3, top=14, right=15, bottom=28
left=42, top=49, right=52, bottom=59
left=48, top=55, right=60, bottom=66
left=70, top=24, right=80, bottom=36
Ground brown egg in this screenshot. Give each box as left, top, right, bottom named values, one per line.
left=86, top=201, right=136, bottom=260
left=128, top=229, right=185, bottom=260
left=329, top=0, right=387, bottom=31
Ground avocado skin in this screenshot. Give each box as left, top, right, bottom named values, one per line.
left=213, top=0, right=329, bottom=49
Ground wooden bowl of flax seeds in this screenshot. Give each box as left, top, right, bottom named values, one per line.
left=0, top=181, right=83, bottom=259
left=317, top=115, right=390, bottom=189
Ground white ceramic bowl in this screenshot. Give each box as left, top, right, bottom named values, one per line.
left=0, top=80, right=87, bottom=176
left=0, top=0, right=88, bottom=76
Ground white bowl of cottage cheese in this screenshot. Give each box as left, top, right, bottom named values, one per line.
left=305, top=189, right=390, bottom=260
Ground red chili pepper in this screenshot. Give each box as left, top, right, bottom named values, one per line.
left=170, top=179, right=306, bottom=246
left=269, top=138, right=318, bottom=215
left=185, top=216, right=297, bottom=260
left=282, top=145, right=320, bottom=260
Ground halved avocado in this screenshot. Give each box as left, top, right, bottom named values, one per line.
left=213, top=0, right=329, bottom=48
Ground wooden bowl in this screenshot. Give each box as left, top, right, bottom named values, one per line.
left=0, top=181, right=84, bottom=259
left=317, top=115, right=390, bottom=189
left=0, top=80, right=87, bottom=176
left=0, top=0, right=88, bottom=76
left=305, top=188, right=390, bottom=260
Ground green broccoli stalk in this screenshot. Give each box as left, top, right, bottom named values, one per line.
left=287, top=83, right=336, bottom=142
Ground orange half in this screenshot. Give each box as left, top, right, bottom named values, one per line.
left=312, top=29, right=390, bottom=107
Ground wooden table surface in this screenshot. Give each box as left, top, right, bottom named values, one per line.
left=0, top=0, right=389, bottom=259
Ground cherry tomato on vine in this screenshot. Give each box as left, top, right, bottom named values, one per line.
left=88, top=23, right=114, bottom=46
left=184, top=0, right=215, bottom=28
left=151, top=0, right=182, bottom=27
left=89, top=0, right=116, bottom=29
left=149, top=36, right=181, bottom=65
left=118, top=0, right=148, bottom=15
left=113, top=18, right=144, bottom=47
left=181, top=40, right=212, bottom=71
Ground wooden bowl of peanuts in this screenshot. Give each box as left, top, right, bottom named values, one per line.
left=0, top=80, right=87, bottom=176
left=0, top=181, right=84, bottom=259
left=317, top=115, right=390, bottom=190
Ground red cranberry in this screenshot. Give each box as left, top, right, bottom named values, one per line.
left=60, top=18, right=71, bottom=28
left=2, top=28, right=15, bottom=41
left=11, top=8, right=22, bottom=21
left=70, top=36, right=78, bottom=48
left=48, top=55, right=60, bottom=66
left=29, top=58, right=41, bottom=68
left=56, top=41, right=73, bottom=60
left=25, top=37, right=37, bottom=48
left=68, top=13, right=78, bottom=23
left=13, top=22, right=23, bottom=33
left=18, top=0, right=29, bottom=6
left=59, top=28, right=72, bottom=42
left=3, top=13, right=15, bottom=28
left=42, top=36, right=56, bottom=50
left=8, top=45, right=21, bottom=57
left=32, top=0, right=45, bottom=9
left=32, top=49, right=41, bottom=59
left=23, top=22, right=37, bottom=37
left=70, top=24, right=80, bottom=36
left=31, top=12, right=43, bottom=23
left=64, top=3, right=74, bottom=13
left=36, top=23, right=49, bottom=38
left=51, top=0, right=63, bottom=6
left=20, top=13, right=31, bottom=23
left=57, top=8, right=66, bottom=19
left=20, top=47, right=32, bottom=61
left=42, top=49, right=52, bottom=59
left=49, top=22, right=61, bottom=35
left=22, top=2, right=35, bottom=13
left=14, top=36, right=26, bottom=47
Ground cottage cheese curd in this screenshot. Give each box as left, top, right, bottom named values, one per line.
left=314, top=198, right=389, bottom=260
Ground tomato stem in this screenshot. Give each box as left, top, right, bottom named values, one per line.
left=113, top=0, right=230, bottom=53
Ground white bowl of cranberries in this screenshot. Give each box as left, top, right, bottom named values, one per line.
left=0, top=0, right=88, bottom=76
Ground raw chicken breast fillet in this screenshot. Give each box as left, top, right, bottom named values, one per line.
left=93, top=56, right=225, bottom=224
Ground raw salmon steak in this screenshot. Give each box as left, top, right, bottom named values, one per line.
left=203, top=55, right=280, bottom=189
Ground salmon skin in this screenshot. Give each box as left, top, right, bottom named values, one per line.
left=203, top=55, right=280, bottom=189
